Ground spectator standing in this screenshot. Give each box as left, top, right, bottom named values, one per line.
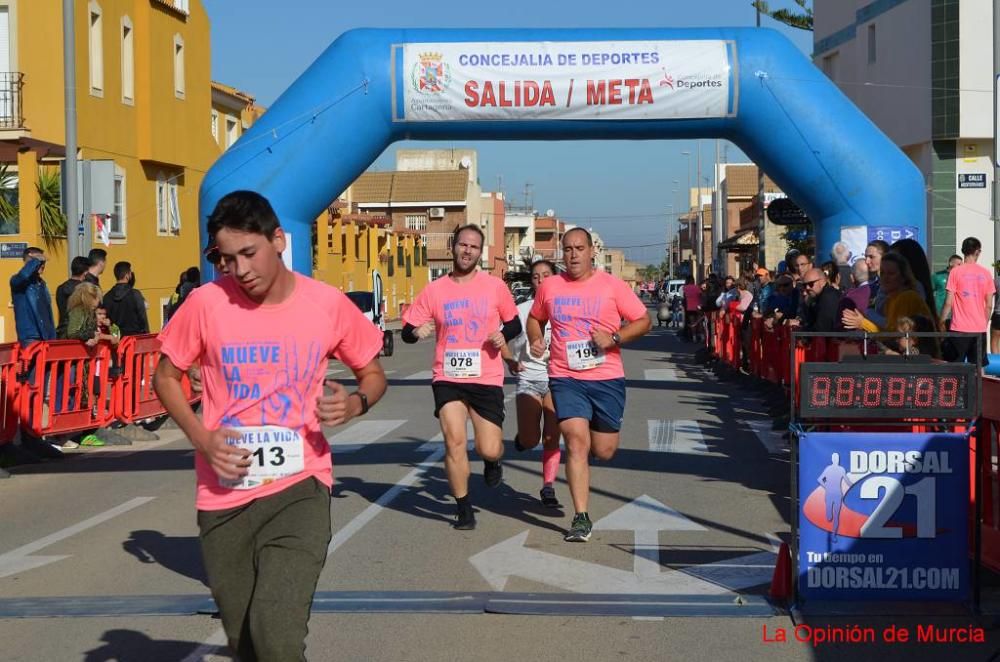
left=991, top=266, right=1000, bottom=354
left=56, top=256, right=92, bottom=338
left=85, top=248, right=107, bottom=289
left=890, top=238, right=938, bottom=327
left=681, top=276, right=701, bottom=341
left=939, top=237, right=996, bottom=365
left=103, top=261, right=149, bottom=336
left=10, top=247, right=55, bottom=347
left=934, top=254, right=963, bottom=322
left=794, top=268, right=843, bottom=333
left=845, top=260, right=871, bottom=312
left=843, top=253, right=932, bottom=334
left=865, top=240, right=890, bottom=302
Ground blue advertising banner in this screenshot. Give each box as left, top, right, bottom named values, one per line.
left=798, top=432, right=968, bottom=601
left=867, top=226, right=918, bottom=245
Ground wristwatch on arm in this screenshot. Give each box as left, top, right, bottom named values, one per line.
left=611, top=332, right=622, bottom=346
left=350, top=391, right=369, bottom=416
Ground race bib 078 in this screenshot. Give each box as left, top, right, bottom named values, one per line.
left=443, top=349, right=482, bottom=378
left=219, top=426, right=305, bottom=490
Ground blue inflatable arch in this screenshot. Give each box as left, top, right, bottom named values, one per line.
left=200, top=27, right=924, bottom=276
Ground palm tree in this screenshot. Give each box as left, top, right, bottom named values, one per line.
left=36, top=166, right=67, bottom=246
left=752, top=0, right=813, bottom=31
left=0, top=164, right=17, bottom=230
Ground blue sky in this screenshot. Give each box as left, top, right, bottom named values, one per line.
left=202, top=0, right=813, bottom=264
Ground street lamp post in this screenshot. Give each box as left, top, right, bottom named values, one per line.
left=681, top=151, right=694, bottom=278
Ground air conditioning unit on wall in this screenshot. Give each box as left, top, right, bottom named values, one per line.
left=428, top=207, right=445, bottom=218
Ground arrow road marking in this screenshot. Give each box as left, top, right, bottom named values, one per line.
left=0, top=497, right=155, bottom=579
left=469, top=531, right=729, bottom=595
left=592, top=494, right=706, bottom=578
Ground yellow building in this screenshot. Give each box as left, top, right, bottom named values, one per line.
left=211, top=81, right=263, bottom=152
left=0, top=0, right=221, bottom=340
left=314, top=208, right=428, bottom=319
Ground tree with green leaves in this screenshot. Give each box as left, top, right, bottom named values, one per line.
left=752, top=0, right=813, bottom=31
left=37, top=166, right=67, bottom=246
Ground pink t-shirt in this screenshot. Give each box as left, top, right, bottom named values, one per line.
left=158, top=273, right=383, bottom=511
left=530, top=270, right=648, bottom=381
left=402, top=271, right=518, bottom=387
left=946, top=262, right=996, bottom=332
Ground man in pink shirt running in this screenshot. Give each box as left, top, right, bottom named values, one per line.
left=940, top=236, right=996, bottom=366
left=153, top=191, right=387, bottom=661
left=527, top=228, right=651, bottom=542
left=402, top=225, right=520, bottom=530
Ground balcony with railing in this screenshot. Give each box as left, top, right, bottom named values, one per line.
left=0, top=73, right=24, bottom=130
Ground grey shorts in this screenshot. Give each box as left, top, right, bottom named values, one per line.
left=516, top=379, right=550, bottom=399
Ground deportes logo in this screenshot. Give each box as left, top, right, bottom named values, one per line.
left=411, top=52, right=450, bottom=94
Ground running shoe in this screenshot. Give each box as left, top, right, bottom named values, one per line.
left=483, top=459, right=503, bottom=488
left=61, top=439, right=80, bottom=449
left=539, top=485, right=560, bottom=508
left=79, top=434, right=105, bottom=447
left=564, top=512, right=593, bottom=542
left=454, top=504, right=476, bottom=530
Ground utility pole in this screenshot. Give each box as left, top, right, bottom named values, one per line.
left=63, top=0, right=79, bottom=265
left=994, top=0, right=1000, bottom=267
left=696, top=140, right=702, bottom=280
left=756, top=2, right=767, bottom=270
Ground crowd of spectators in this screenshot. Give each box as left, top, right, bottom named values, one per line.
left=671, top=235, right=998, bottom=371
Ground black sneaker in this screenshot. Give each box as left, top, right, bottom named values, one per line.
left=483, top=459, right=503, bottom=488
left=564, top=513, right=593, bottom=542
left=539, top=485, right=560, bottom=508
left=454, top=504, right=476, bottom=530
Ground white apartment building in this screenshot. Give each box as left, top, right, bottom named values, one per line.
left=814, top=0, right=995, bottom=268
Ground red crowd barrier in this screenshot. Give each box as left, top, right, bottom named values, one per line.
left=0, top=343, right=18, bottom=444
left=0, top=333, right=199, bottom=441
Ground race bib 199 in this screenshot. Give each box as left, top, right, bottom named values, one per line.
left=443, top=349, right=482, bottom=378
left=566, top=339, right=605, bottom=371
left=219, top=426, right=305, bottom=490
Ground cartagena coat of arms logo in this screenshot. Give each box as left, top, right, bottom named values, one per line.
left=411, top=52, right=450, bottom=94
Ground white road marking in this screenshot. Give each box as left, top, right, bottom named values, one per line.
left=0, top=497, right=155, bottom=579
left=401, top=370, right=433, bottom=381
left=325, top=420, right=407, bottom=453
left=745, top=419, right=788, bottom=455
left=644, top=368, right=678, bottom=382
left=647, top=420, right=721, bottom=456
left=470, top=531, right=731, bottom=595
left=593, top=495, right=706, bottom=577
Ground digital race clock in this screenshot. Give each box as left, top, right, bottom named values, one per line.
left=798, top=362, right=978, bottom=420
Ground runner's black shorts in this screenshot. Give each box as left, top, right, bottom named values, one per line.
left=992, top=313, right=1000, bottom=331
left=432, top=381, right=505, bottom=427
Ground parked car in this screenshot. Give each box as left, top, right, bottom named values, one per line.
left=345, top=270, right=394, bottom=357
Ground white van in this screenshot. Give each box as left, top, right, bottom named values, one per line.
left=666, top=279, right=685, bottom=299
left=345, top=269, right=394, bottom=357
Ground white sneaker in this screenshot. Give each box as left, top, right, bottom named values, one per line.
left=61, top=440, right=80, bottom=449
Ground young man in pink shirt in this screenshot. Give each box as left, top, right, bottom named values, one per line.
left=401, top=225, right=520, bottom=530
left=153, top=191, right=387, bottom=661
left=527, top=228, right=651, bottom=542
left=940, top=236, right=996, bottom=366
